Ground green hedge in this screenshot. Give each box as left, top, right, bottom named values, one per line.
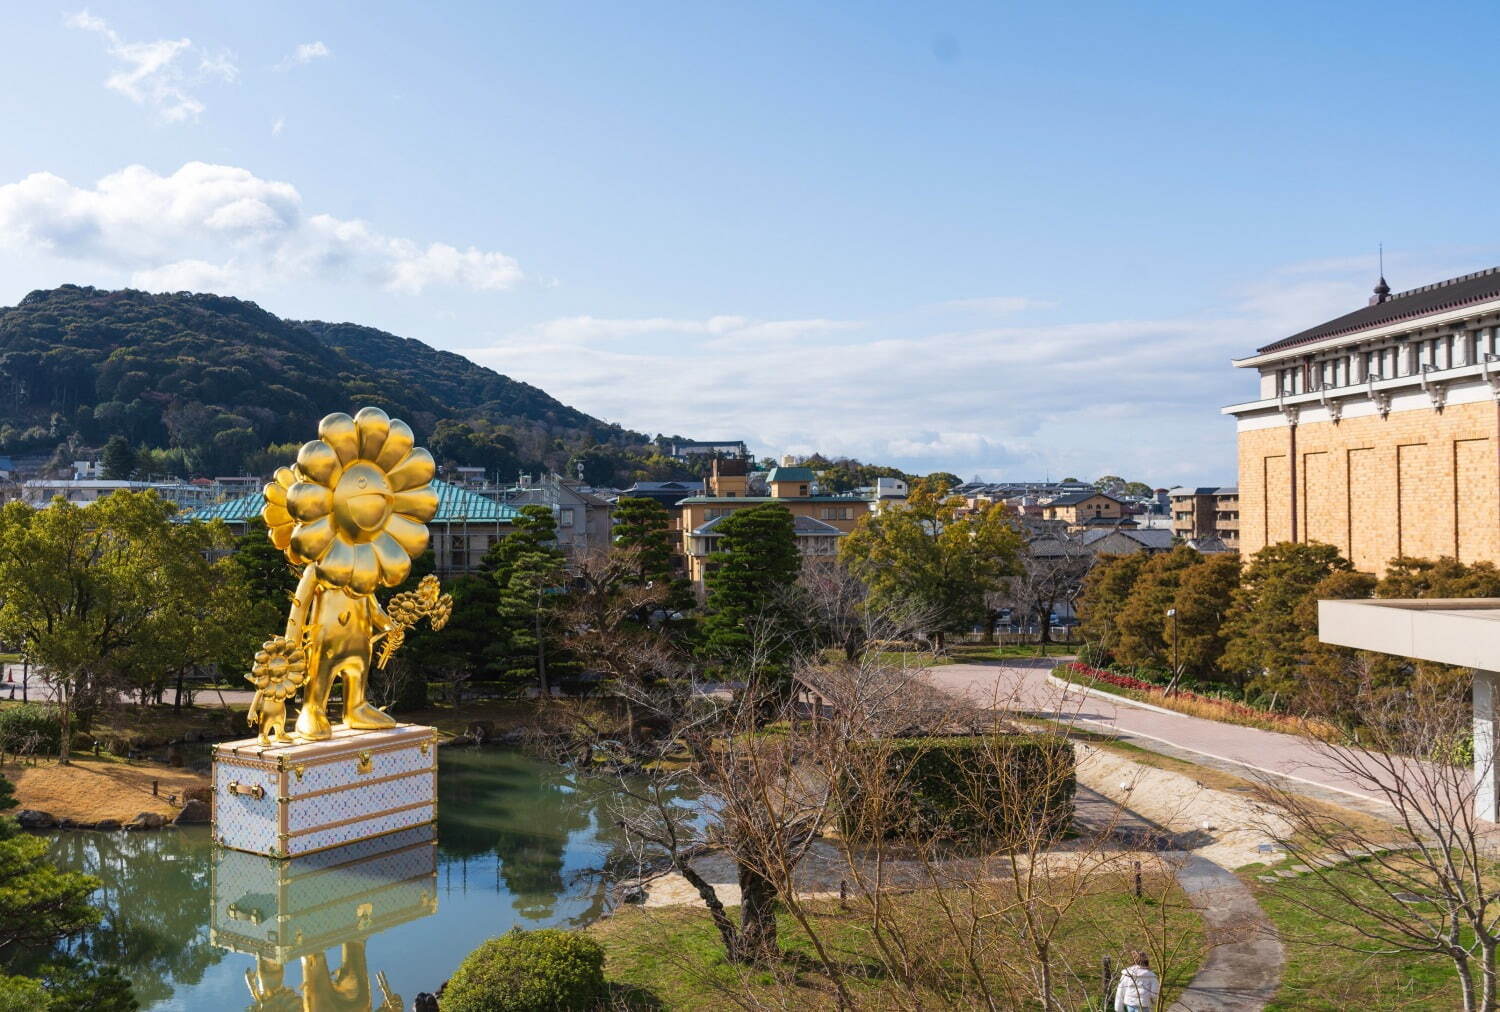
left=443, top=929, right=607, bottom=1012
left=839, top=734, right=1075, bottom=842
left=0, top=705, right=62, bottom=756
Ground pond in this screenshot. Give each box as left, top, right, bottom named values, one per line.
left=7, top=748, right=671, bottom=1011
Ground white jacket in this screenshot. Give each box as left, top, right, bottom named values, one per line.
left=1114, top=965, right=1159, bottom=1010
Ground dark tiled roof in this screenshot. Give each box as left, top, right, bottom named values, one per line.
left=1048, top=491, right=1120, bottom=506
left=1257, top=267, right=1500, bottom=354
left=692, top=514, right=844, bottom=536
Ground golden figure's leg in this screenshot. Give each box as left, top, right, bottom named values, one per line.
left=341, top=657, right=396, bottom=730
left=295, top=656, right=335, bottom=740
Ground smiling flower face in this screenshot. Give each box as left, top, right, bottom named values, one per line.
left=261, top=407, right=439, bottom=595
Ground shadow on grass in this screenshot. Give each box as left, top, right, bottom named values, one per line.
left=607, top=980, right=666, bottom=1009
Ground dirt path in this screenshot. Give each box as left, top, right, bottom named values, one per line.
left=3, top=759, right=205, bottom=823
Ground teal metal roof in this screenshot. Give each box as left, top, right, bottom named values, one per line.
left=766, top=466, right=816, bottom=483
left=177, top=478, right=521, bottom=525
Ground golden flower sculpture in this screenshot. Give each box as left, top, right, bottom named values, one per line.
left=262, top=407, right=439, bottom=596
left=246, top=635, right=309, bottom=745
left=379, top=575, right=454, bottom=669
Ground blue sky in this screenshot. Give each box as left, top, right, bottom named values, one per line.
left=3, top=2, right=1499, bottom=484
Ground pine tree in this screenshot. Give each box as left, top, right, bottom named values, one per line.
left=492, top=505, right=572, bottom=692
left=1220, top=541, right=1354, bottom=700
left=0, top=770, right=15, bottom=812
left=1076, top=553, right=1147, bottom=664
left=99, top=435, right=136, bottom=480
left=700, top=504, right=803, bottom=683
left=611, top=497, right=694, bottom=618
left=1114, top=546, right=1204, bottom=671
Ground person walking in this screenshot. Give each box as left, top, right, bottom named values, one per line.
left=1114, top=951, right=1159, bottom=1012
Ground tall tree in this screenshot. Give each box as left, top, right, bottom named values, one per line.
left=1220, top=541, right=1354, bottom=701
left=0, top=492, right=255, bottom=759
left=1077, top=552, right=1148, bottom=663
left=225, top=519, right=300, bottom=630
left=611, top=496, right=693, bottom=618
left=1005, top=528, right=1094, bottom=646
left=99, top=436, right=136, bottom=480
left=491, top=505, right=571, bottom=692
left=840, top=482, right=1023, bottom=649
left=1113, top=546, right=1204, bottom=672
left=700, top=504, right=804, bottom=683
left=1167, top=552, right=1241, bottom=681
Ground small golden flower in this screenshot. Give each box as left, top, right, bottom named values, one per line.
left=261, top=407, right=439, bottom=595
left=248, top=635, right=309, bottom=700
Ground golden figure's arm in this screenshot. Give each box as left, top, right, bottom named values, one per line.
left=284, top=564, right=319, bottom=643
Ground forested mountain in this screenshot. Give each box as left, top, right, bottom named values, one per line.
left=0, top=285, right=653, bottom=479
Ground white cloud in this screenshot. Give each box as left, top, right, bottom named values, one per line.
left=66, top=10, right=235, bottom=122
left=0, top=162, right=524, bottom=295
left=277, top=40, right=331, bottom=70
left=469, top=261, right=1407, bottom=483
left=271, top=117, right=285, bottom=136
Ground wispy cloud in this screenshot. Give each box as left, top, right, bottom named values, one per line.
left=277, top=40, right=331, bottom=70
left=0, top=162, right=523, bottom=295
left=271, top=117, right=285, bottom=136
left=468, top=264, right=1408, bottom=482
left=66, top=10, right=235, bottom=123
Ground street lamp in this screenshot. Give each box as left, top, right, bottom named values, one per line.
left=1164, top=608, right=1180, bottom=696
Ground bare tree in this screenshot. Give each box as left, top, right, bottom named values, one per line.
left=1257, top=661, right=1500, bottom=1012
left=1000, top=525, right=1094, bottom=648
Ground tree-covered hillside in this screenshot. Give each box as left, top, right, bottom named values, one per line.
left=0, top=285, right=652, bottom=479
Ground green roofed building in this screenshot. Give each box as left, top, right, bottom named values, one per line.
left=176, top=478, right=520, bottom=576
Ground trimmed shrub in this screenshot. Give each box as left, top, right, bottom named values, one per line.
left=0, top=705, right=62, bottom=756
left=442, top=929, right=607, bottom=1012
left=840, top=734, right=1075, bottom=843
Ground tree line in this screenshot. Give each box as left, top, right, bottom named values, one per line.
left=1078, top=541, right=1500, bottom=718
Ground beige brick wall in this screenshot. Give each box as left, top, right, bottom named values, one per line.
left=1236, top=399, right=1500, bottom=573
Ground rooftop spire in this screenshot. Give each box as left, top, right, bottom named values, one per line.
left=1370, top=242, right=1391, bottom=305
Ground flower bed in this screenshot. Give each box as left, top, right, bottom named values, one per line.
left=1055, top=662, right=1333, bottom=738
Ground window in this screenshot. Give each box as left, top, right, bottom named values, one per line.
left=559, top=508, right=575, bottom=527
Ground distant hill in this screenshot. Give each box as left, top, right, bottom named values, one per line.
left=0, top=285, right=652, bottom=479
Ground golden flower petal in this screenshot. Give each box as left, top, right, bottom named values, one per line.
left=268, top=523, right=292, bottom=551
left=354, top=406, right=391, bottom=463
left=376, top=418, right=414, bottom=471
left=384, top=513, right=430, bottom=557
left=291, top=516, right=335, bottom=561
left=372, top=532, right=412, bottom=587
left=349, top=542, right=379, bottom=596
left=392, top=487, right=439, bottom=523
left=287, top=482, right=334, bottom=523
left=387, top=448, right=436, bottom=492
left=263, top=502, right=292, bottom=528
left=264, top=481, right=288, bottom=507
left=319, top=538, right=356, bottom=587
left=318, top=412, right=360, bottom=465
left=275, top=466, right=296, bottom=487
left=297, top=440, right=341, bottom=487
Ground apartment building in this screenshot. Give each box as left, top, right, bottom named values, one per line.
left=1167, top=486, right=1240, bottom=551
left=1225, top=267, right=1500, bottom=573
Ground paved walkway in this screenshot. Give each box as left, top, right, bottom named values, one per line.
left=1169, top=854, right=1282, bottom=1012
left=928, top=659, right=1397, bottom=816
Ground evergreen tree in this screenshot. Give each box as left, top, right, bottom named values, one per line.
left=0, top=771, right=14, bottom=812
left=611, top=496, right=694, bottom=618
left=1167, top=552, right=1241, bottom=681
left=1113, top=546, right=1204, bottom=672
left=1077, top=552, right=1148, bottom=663
left=99, top=436, right=136, bottom=480
left=1220, top=541, right=1354, bottom=700
left=700, top=504, right=803, bottom=682
left=492, top=505, right=572, bottom=692
left=226, top=519, right=300, bottom=630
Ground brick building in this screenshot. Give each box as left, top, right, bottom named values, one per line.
left=1225, top=268, right=1500, bottom=573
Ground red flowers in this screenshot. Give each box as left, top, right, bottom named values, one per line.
left=1062, top=662, right=1302, bottom=731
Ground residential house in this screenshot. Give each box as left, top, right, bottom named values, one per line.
left=669, top=439, right=750, bottom=461
left=1041, top=491, right=1129, bottom=529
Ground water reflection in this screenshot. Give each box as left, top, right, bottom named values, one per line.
left=9, top=748, right=681, bottom=1010
left=214, top=825, right=437, bottom=1011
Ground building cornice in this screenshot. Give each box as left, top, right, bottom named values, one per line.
left=1232, top=296, right=1500, bottom=369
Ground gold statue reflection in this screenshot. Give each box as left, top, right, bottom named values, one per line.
left=212, top=825, right=438, bottom=1012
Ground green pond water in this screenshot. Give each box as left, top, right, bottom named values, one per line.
left=10, top=748, right=677, bottom=1011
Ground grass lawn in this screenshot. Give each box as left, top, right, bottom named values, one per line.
left=948, top=643, right=1078, bottom=661
left=593, top=877, right=1205, bottom=1010
left=1247, top=857, right=1465, bottom=1010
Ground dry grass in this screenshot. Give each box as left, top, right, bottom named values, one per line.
left=1, top=757, right=205, bottom=822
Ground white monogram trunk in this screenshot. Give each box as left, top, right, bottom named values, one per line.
left=212, top=724, right=438, bottom=858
